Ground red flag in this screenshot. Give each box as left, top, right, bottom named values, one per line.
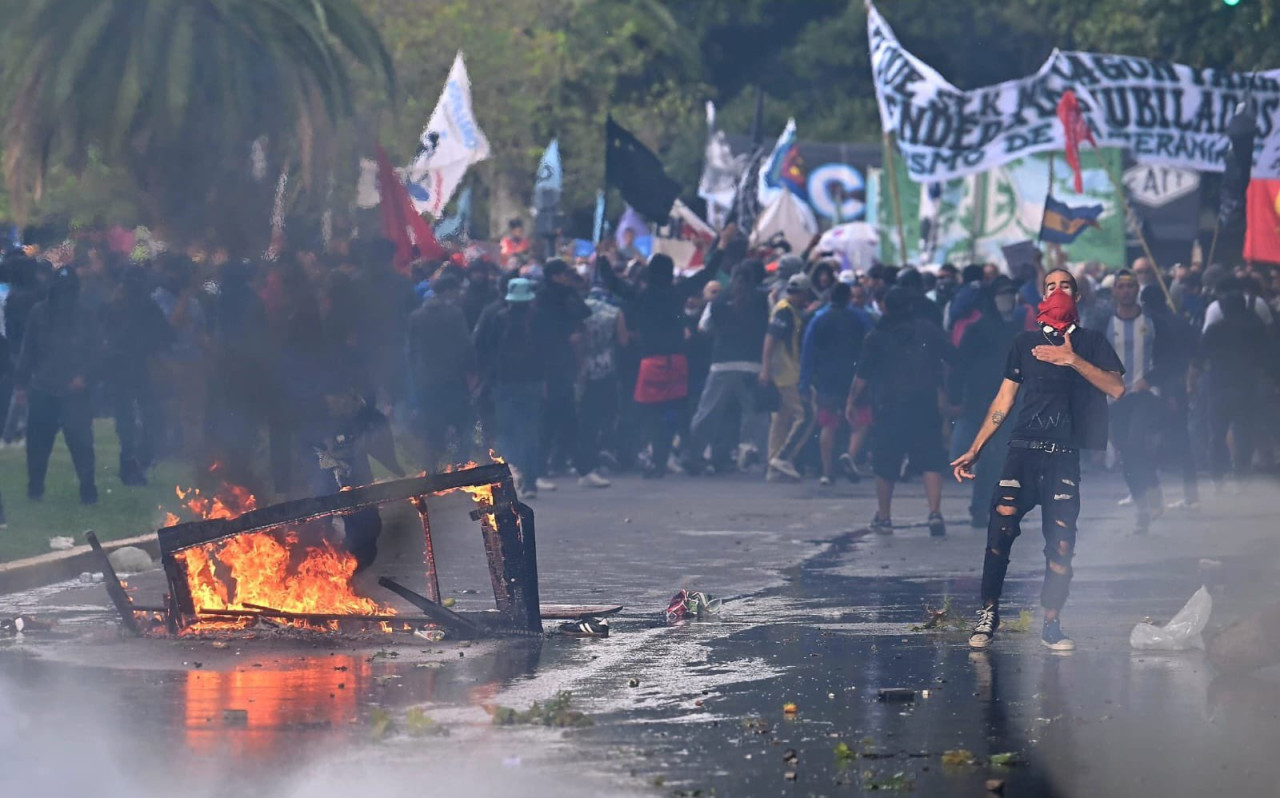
left=1244, top=179, right=1280, bottom=264
left=375, top=145, right=445, bottom=272
left=1056, top=90, right=1097, bottom=194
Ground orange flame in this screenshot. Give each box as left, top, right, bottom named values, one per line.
left=166, top=483, right=392, bottom=632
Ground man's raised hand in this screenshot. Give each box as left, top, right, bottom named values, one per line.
left=1031, top=329, right=1078, bottom=368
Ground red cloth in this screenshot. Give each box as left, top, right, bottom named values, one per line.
left=1036, top=290, right=1079, bottom=334
left=375, top=145, right=445, bottom=273
left=633, top=354, right=689, bottom=404
left=1057, top=90, right=1096, bottom=194
left=1245, top=179, right=1280, bottom=264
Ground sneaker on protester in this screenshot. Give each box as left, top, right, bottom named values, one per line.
left=1117, top=494, right=1133, bottom=506
left=535, top=477, right=557, bottom=492
left=819, top=475, right=832, bottom=486
left=928, top=511, right=946, bottom=537
left=1040, top=618, right=1075, bottom=651
left=768, top=457, right=801, bottom=480
left=837, top=453, right=861, bottom=483
left=664, top=589, right=691, bottom=624
left=737, top=444, right=760, bottom=472
left=578, top=471, right=611, bottom=488
left=869, top=514, right=893, bottom=535
left=852, top=461, right=874, bottom=479
left=968, top=605, right=1000, bottom=649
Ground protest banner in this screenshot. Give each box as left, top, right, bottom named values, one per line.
left=868, top=1, right=1280, bottom=183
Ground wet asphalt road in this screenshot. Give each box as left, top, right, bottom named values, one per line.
left=3, top=468, right=1280, bottom=797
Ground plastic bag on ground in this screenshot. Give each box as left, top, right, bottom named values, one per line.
left=1130, top=586, right=1213, bottom=650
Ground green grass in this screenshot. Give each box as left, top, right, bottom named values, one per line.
left=0, top=420, right=194, bottom=562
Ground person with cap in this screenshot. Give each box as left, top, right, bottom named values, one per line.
left=952, top=268, right=1125, bottom=652
left=760, top=272, right=816, bottom=481
left=953, top=276, right=1024, bottom=527
left=473, top=277, right=548, bottom=499
left=848, top=286, right=955, bottom=535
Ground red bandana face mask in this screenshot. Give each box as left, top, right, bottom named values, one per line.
left=1036, top=290, right=1079, bottom=335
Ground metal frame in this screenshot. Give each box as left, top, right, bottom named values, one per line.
left=157, top=462, right=541, bottom=635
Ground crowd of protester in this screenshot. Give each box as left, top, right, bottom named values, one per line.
left=0, top=218, right=1275, bottom=541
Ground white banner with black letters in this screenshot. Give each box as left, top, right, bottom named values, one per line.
left=868, top=1, right=1280, bottom=182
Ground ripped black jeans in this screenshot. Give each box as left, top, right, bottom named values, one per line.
left=980, top=445, right=1081, bottom=612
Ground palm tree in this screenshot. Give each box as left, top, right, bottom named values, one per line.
left=0, top=0, right=394, bottom=250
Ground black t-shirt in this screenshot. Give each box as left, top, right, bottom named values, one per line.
left=1004, top=327, right=1124, bottom=449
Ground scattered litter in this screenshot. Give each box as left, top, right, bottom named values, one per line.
left=107, top=546, right=153, bottom=573
left=368, top=649, right=400, bottom=660
left=877, top=688, right=915, bottom=702
left=78, top=572, right=104, bottom=584
left=404, top=707, right=449, bottom=737
left=628, top=678, right=640, bottom=687
left=1131, top=586, right=1212, bottom=651
left=920, top=689, right=931, bottom=698
left=490, top=692, right=593, bottom=728
left=862, top=770, right=913, bottom=791
left=370, top=707, right=394, bottom=740
left=782, top=702, right=798, bottom=716
left=989, top=752, right=1025, bottom=767
left=1002, top=610, right=1034, bottom=633
left=1, top=616, right=53, bottom=636
left=210, top=641, right=229, bottom=649
left=442, top=598, right=457, bottom=608
left=783, top=771, right=797, bottom=781
left=910, top=597, right=968, bottom=631
left=985, top=778, right=1006, bottom=794
left=664, top=589, right=723, bottom=624
left=941, top=749, right=977, bottom=768
left=782, top=748, right=798, bottom=765
left=834, top=742, right=857, bottom=767
left=49, top=536, right=75, bottom=551
left=414, top=629, right=446, bottom=642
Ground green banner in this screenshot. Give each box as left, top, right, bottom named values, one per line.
left=879, top=147, right=1126, bottom=270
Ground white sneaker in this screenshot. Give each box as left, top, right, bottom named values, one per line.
left=578, top=471, right=611, bottom=488
left=819, top=475, right=832, bottom=486
left=1118, top=494, right=1133, bottom=506
left=768, top=457, right=801, bottom=480
left=535, top=477, right=557, bottom=492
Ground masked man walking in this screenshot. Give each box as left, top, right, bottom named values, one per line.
left=951, top=269, right=1125, bottom=651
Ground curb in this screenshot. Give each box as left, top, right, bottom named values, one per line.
left=0, top=533, right=162, bottom=595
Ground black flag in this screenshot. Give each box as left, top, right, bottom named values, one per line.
left=605, top=116, right=680, bottom=222
left=1218, top=98, right=1257, bottom=262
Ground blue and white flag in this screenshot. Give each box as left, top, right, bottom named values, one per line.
left=405, top=52, right=490, bottom=218
left=534, top=139, right=562, bottom=238
left=757, top=118, right=796, bottom=209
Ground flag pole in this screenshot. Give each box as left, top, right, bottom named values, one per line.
left=1097, top=148, right=1174, bottom=309
left=1042, top=153, right=1066, bottom=270
left=882, top=132, right=909, bottom=263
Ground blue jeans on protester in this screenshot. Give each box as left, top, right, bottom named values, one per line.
left=495, top=381, right=544, bottom=485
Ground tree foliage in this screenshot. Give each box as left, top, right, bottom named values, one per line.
left=0, top=0, right=392, bottom=250
left=6, top=0, right=1280, bottom=241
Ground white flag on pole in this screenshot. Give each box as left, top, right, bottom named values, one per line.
left=405, top=52, right=491, bottom=218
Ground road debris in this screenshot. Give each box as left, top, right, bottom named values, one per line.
left=877, top=688, right=915, bottom=702
left=1131, top=586, right=1212, bottom=650
left=490, top=691, right=594, bottom=728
